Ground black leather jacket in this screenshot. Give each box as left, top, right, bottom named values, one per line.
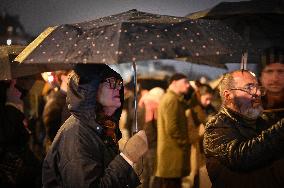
left=204, top=107, right=284, bottom=188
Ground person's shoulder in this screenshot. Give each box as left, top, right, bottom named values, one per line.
left=206, top=111, right=229, bottom=129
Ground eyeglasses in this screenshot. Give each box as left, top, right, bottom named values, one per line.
left=102, top=77, right=123, bottom=90
left=230, top=83, right=266, bottom=96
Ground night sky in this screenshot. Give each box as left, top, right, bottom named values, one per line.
left=1, top=0, right=244, bottom=36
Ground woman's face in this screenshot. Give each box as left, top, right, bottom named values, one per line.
left=97, top=77, right=122, bottom=115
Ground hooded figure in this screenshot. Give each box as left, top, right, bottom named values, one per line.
left=42, top=64, right=141, bottom=188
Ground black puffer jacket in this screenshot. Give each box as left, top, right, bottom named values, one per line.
left=42, top=64, right=140, bottom=188
left=204, top=107, right=284, bottom=188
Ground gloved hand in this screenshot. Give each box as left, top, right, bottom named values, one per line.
left=121, top=130, right=148, bottom=163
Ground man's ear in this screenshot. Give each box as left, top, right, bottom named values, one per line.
left=223, top=90, right=232, bottom=101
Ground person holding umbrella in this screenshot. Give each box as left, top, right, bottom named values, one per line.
left=42, top=64, right=148, bottom=188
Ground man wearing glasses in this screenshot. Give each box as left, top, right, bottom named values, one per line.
left=204, top=70, right=284, bottom=188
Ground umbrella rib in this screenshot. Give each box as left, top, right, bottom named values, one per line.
left=15, top=27, right=57, bottom=63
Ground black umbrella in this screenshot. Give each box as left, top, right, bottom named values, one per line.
left=15, top=9, right=244, bottom=68
left=187, top=0, right=284, bottom=69
left=15, top=9, right=245, bottom=132
left=0, top=45, right=73, bottom=80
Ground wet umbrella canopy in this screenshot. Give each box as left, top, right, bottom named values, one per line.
left=188, top=0, right=284, bottom=66
left=0, top=45, right=73, bottom=80
left=15, top=9, right=244, bottom=68
left=14, top=9, right=245, bottom=133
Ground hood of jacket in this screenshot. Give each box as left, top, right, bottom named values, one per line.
left=66, top=64, right=124, bottom=130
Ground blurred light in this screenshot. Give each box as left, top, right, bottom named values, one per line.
left=7, top=39, right=12, bottom=45
left=41, top=72, right=54, bottom=83
left=47, top=72, right=54, bottom=83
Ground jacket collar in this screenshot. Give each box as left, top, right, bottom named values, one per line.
left=221, top=107, right=257, bottom=129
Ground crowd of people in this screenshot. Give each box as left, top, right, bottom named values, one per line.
left=0, top=47, right=283, bottom=188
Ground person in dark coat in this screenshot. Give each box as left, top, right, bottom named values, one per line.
left=204, top=70, right=284, bottom=188
left=0, top=79, right=42, bottom=188
left=42, top=64, right=148, bottom=188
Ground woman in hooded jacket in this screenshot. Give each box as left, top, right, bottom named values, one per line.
left=42, top=64, right=148, bottom=188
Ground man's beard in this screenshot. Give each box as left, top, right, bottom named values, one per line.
left=233, top=98, right=263, bottom=119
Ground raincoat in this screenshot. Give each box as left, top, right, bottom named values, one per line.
left=155, top=89, right=189, bottom=178
left=42, top=65, right=140, bottom=188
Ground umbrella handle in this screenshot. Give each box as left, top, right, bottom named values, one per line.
left=132, top=61, right=138, bottom=135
